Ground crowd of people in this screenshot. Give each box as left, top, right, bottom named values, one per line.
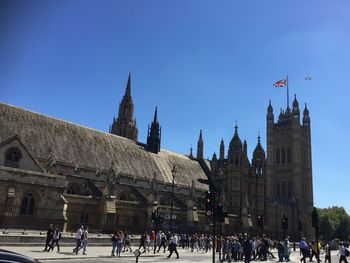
left=41, top=224, right=350, bottom=262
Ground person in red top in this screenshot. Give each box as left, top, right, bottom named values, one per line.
left=150, top=231, right=156, bottom=251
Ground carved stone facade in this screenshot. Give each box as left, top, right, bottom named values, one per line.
left=0, top=77, right=313, bottom=238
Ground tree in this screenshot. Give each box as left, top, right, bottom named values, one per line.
left=318, top=206, right=350, bottom=241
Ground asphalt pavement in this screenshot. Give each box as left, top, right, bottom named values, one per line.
left=1, top=245, right=337, bottom=262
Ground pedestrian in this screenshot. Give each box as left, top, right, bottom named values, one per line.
left=48, top=226, right=61, bottom=252
left=300, top=237, right=310, bottom=263
left=122, top=232, right=132, bottom=252
left=338, top=242, right=349, bottom=263
left=167, top=233, right=179, bottom=259
left=82, top=226, right=88, bottom=255
left=43, top=224, right=54, bottom=251
left=116, top=231, right=123, bottom=257
left=139, top=232, right=147, bottom=253
left=158, top=233, right=167, bottom=253
left=73, top=225, right=83, bottom=255
left=283, top=237, right=291, bottom=262
left=324, top=242, right=331, bottom=263
left=111, top=232, right=118, bottom=257
left=242, top=233, right=253, bottom=263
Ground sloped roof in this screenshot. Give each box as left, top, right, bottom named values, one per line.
left=0, top=103, right=209, bottom=189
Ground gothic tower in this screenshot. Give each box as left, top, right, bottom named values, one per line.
left=197, top=130, right=203, bottom=159
left=250, top=134, right=266, bottom=222
left=110, top=74, right=138, bottom=141
left=265, top=96, right=313, bottom=239
left=146, top=107, right=161, bottom=154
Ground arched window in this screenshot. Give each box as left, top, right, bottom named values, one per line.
left=5, top=147, right=22, bottom=167
left=20, top=193, right=35, bottom=215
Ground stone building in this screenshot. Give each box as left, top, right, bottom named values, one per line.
left=0, top=75, right=313, bottom=238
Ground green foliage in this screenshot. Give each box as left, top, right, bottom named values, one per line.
left=318, top=206, right=350, bottom=241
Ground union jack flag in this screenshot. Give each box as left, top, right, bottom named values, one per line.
left=273, top=79, right=287, bottom=87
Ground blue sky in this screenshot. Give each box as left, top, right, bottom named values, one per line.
left=1, top=1, right=350, bottom=212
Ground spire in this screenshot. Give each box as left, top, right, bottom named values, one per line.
left=293, top=94, right=299, bottom=108
left=303, top=103, right=310, bottom=126
left=125, top=73, right=131, bottom=98
left=146, top=106, right=161, bottom=154
left=253, top=132, right=265, bottom=160
left=267, top=99, right=273, bottom=113
left=153, top=106, right=158, bottom=123
left=110, top=74, right=138, bottom=141
left=197, top=130, right=204, bottom=159
left=220, top=139, right=225, bottom=160
left=190, top=145, right=193, bottom=158
left=243, top=139, right=248, bottom=157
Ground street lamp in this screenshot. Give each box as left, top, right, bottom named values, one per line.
left=170, top=165, right=176, bottom=233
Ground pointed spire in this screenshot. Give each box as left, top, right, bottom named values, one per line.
left=110, top=73, right=138, bottom=141
left=257, top=131, right=261, bottom=145
left=153, top=106, right=158, bottom=123
left=197, top=129, right=204, bottom=159
left=147, top=106, right=161, bottom=154
left=293, top=94, right=299, bottom=108
left=125, top=73, right=131, bottom=97
left=267, top=99, right=273, bottom=113
left=190, top=145, right=193, bottom=158
left=220, top=138, right=225, bottom=160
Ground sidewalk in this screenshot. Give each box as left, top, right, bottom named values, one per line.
left=0, top=245, right=159, bottom=261
left=0, top=245, right=304, bottom=262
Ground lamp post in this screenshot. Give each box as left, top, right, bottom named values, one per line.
left=170, top=165, right=176, bottom=233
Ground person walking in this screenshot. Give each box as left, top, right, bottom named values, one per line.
left=122, top=232, right=132, bottom=252
left=300, top=237, right=310, bottom=263
left=139, top=232, right=147, bottom=253
left=81, top=226, right=88, bottom=255
left=48, top=226, right=61, bottom=252
left=111, top=232, right=118, bottom=257
left=73, top=225, right=83, bottom=255
left=167, top=233, right=179, bottom=259
left=116, top=231, right=123, bottom=257
left=43, top=224, right=54, bottom=251
left=158, top=233, right=167, bottom=253
left=242, top=234, right=253, bottom=263
left=338, top=242, right=349, bottom=263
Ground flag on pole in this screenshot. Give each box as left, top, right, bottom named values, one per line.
left=273, top=79, right=287, bottom=87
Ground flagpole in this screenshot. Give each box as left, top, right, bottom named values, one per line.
left=286, top=75, right=289, bottom=108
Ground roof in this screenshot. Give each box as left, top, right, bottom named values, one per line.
left=0, top=103, right=209, bottom=189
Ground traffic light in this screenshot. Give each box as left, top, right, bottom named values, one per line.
left=205, top=191, right=213, bottom=216
left=217, top=204, right=223, bottom=222
left=282, top=216, right=288, bottom=230
left=257, top=215, right=264, bottom=228
left=151, top=210, right=156, bottom=224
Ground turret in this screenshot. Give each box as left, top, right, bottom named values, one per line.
left=303, top=103, right=310, bottom=126
left=228, top=125, right=243, bottom=166
left=267, top=100, right=274, bottom=124
left=146, top=107, right=161, bottom=154
left=197, top=130, right=203, bottom=159
left=220, top=139, right=225, bottom=160
left=292, top=94, right=300, bottom=121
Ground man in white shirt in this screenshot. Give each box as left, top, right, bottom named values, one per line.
left=167, top=233, right=179, bottom=259
left=73, top=225, right=83, bottom=255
